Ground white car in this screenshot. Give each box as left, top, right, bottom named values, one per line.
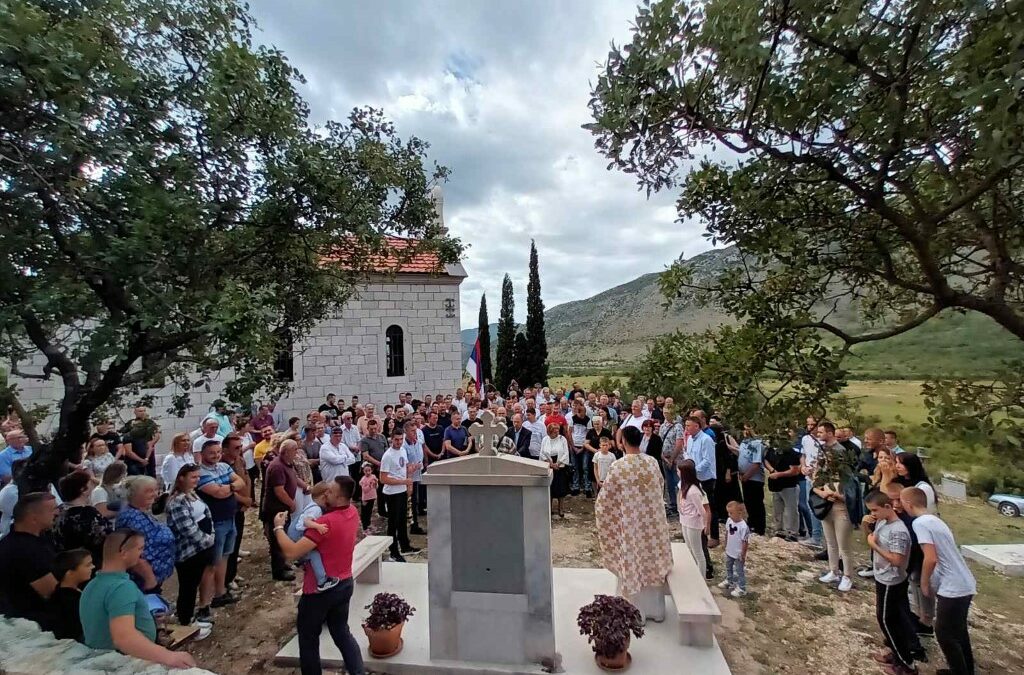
left=988, top=493, right=1024, bottom=517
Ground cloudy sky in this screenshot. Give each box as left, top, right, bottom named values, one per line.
left=247, top=1, right=713, bottom=328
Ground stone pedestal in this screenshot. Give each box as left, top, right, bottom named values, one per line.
left=422, top=450, right=555, bottom=667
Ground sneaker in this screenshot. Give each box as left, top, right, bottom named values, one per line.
left=814, top=549, right=830, bottom=561
left=857, top=567, right=876, bottom=578
left=316, top=576, right=341, bottom=593
left=570, top=489, right=580, bottom=496
left=227, top=581, right=240, bottom=592
left=819, top=571, right=839, bottom=584
left=233, top=574, right=245, bottom=583
left=584, top=489, right=594, bottom=499
left=238, top=549, right=251, bottom=557
left=390, top=552, right=407, bottom=563
left=911, top=648, right=928, bottom=663
left=717, top=579, right=733, bottom=589
left=837, top=576, right=853, bottom=592
left=410, top=525, right=426, bottom=535
left=401, top=545, right=421, bottom=554
left=195, top=606, right=214, bottom=624
left=190, top=623, right=213, bottom=641
left=872, top=650, right=894, bottom=665
left=211, top=591, right=240, bottom=608
left=730, top=588, right=747, bottom=598
left=915, top=622, right=934, bottom=637
left=193, top=616, right=213, bottom=629
left=798, top=538, right=821, bottom=549
left=273, top=571, right=296, bottom=582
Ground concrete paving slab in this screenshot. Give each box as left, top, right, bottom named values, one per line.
left=275, top=562, right=732, bottom=674
left=961, top=544, right=1024, bottom=576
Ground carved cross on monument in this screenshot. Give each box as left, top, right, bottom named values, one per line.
left=469, top=409, right=508, bottom=457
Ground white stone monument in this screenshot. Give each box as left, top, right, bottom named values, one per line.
left=421, top=410, right=557, bottom=667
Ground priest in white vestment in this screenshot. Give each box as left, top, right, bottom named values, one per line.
left=595, top=425, right=674, bottom=622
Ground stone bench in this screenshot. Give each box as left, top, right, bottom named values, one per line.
left=294, top=534, right=392, bottom=603
left=0, top=616, right=214, bottom=675
left=665, top=542, right=722, bottom=647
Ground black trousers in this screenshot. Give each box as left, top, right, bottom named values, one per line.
left=413, top=479, right=427, bottom=515
left=936, top=594, right=974, bottom=675
left=348, top=463, right=362, bottom=502
left=297, top=578, right=364, bottom=675
left=247, top=466, right=259, bottom=502
left=740, top=479, right=766, bottom=535
left=384, top=491, right=410, bottom=554
left=701, top=530, right=714, bottom=579
left=875, top=580, right=919, bottom=669
left=360, top=500, right=374, bottom=530
left=226, top=508, right=245, bottom=585
left=701, top=478, right=719, bottom=539
left=411, top=481, right=422, bottom=528
left=175, top=549, right=212, bottom=625
left=264, top=519, right=288, bottom=577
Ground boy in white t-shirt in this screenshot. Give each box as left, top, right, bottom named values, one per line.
left=902, top=486, right=976, bottom=675
left=592, top=437, right=616, bottom=495
left=719, top=501, right=751, bottom=597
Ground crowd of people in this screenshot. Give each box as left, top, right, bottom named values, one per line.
left=0, top=381, right=981, bottom=675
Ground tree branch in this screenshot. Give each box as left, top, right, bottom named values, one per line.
left=795, top=303, right=943, bottom=345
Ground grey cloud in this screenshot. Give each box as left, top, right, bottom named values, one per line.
left=247, top=0, right=713, bottom=327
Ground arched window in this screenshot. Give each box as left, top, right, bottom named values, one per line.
left=385, top=324, right=405, bottom=377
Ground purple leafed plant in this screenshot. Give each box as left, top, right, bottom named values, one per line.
left=577, top=594, right=645, bottom=658
left=364, top=592, right=416, bottom=631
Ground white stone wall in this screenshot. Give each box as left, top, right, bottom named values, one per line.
left=8, top=275, right=464, bottom=450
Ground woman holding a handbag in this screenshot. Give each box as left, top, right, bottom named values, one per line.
left=812, top=421, right=860, bottom=593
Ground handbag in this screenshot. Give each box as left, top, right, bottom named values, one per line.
left=809, top=490, right=833, bottom=519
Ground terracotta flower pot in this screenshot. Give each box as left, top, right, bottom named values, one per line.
left=595, top=637, right=631, bottom=671
left=363, top=622, right=405, bottom=658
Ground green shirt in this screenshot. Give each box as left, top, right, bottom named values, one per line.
left=80, top=571, right=157, bottom=650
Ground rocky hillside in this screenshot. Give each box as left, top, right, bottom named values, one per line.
left=463, top=245, right=1024, bottom=377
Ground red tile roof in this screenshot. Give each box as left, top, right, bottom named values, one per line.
left=323, top=236, right=448, bottom=275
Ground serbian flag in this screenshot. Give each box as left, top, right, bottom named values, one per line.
left=466, top=337, right=483, bottom=386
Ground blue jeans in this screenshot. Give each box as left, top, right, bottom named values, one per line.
left=287, top=518, right=328, bottom=585
left=664, top=464, right=680, bottom=514
left=798, top=478, right=822, bottom=542
left=571, top=450, right=592, bottom=492
left=726, top=555, right=746, bottom=590
left=212, top=519, right=237, bottom=560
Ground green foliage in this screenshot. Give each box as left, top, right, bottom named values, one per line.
left=0, top=0, right=460, bottom=473
left=477, top=294, right=493, bottom=386
left=630, top=325, right=846, bottom=446
left=512, top=332, right=530, bottom=389
left=968, top=465, right=1024, bottom=498
left=589, top=0, right=1024, bottom=460
left=524, top=240, right=549, bottom=386
left=923, top=364, right=1024, bottom=468
left=494, top=274, right=516, bottom=392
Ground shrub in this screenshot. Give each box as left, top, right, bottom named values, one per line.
left=968, top=464, right=1024, bottom=497
left=363, top=592, right=415, bottom=631
left=577, top=594, right=644, bottom=658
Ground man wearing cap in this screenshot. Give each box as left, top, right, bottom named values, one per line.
left=320, top=426, right=357, bottom=484
left=206, top=400, right=234, bottom=438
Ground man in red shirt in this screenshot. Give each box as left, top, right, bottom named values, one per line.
left=274, top=476, right=363, bottom=675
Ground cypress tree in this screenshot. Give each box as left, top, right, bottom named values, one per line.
left=525, top=240, right=549, bottom=385
left=477, top=293, right=493, bottom=386
left=513, top=332, right=530, bottom=388
left=494, top=274, right=516, bottom=392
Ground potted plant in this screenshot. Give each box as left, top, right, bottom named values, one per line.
left=577, top=594, right=644, bottom=671
left=363, top=592, right=415, bottom=658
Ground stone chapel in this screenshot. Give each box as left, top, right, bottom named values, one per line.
left=11, top=187, right=467, bottom=441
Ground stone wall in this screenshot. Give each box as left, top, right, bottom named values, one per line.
left=7, top=275, right=464, bottom=449
left=0, top=616, right=215, bottom=675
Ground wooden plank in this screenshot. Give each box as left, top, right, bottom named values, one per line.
left=667, top=543, right=721, bottom=625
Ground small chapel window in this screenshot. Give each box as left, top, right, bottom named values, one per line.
left=273, top=328, right=294, bottom=382
left=385, top=324, right=405, bottom=377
